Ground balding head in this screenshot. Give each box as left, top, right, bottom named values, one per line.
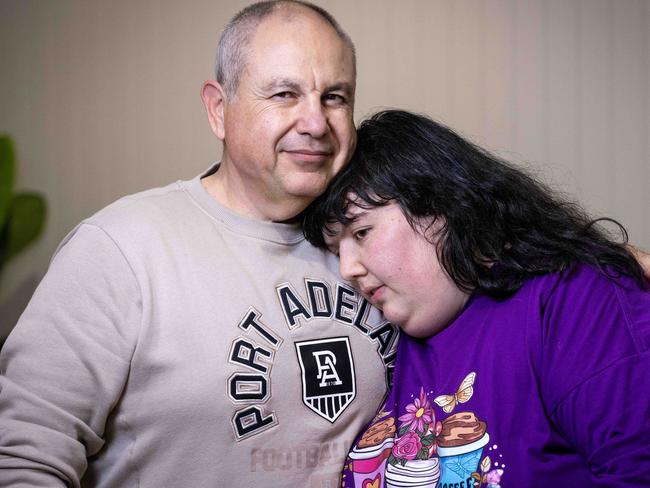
left=215, top=0, right=356, bottom=99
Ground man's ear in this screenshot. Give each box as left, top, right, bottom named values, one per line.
left=201, top=80, right=227, bottom=141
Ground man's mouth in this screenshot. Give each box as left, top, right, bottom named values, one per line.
left=282, top=146, right=334, bottom=164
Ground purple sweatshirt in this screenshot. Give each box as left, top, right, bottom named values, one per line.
left=342, top=264, right=650, bottom=488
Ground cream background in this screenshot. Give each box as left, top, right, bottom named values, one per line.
left=0, top=0, right=648, bottom=338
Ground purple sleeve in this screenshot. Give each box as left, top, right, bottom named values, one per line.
left=540, top=265, right=650, bottom=486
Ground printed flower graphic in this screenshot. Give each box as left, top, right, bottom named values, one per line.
left=486, top=468, right=504, bottom=486
left=398, top=387, right=433, bottom=433
left=389, top=387, right=437, bottom=466
left=391, top=431, right=422, bottom=460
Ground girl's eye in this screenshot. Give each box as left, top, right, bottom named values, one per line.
left=353, top=228, right=370, bottom=241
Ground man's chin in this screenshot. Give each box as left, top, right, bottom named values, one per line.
left=284, top=177, right=333, bottom=200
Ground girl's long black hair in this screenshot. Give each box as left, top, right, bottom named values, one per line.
left=302, top=110, right=644, bottom=298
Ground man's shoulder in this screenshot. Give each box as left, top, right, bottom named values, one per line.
left=86, top=179, right=194, bottom=230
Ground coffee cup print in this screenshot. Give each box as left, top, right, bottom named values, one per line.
left=436, top=412, right=489, bottom=488
left=349, top=437, right=395, bottom=487
left=348, top=416, right=397, bottom=487
left=385, top=458, right=441, bottom=488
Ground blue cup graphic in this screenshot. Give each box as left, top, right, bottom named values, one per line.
left=437, top=433, right=489, bottom=488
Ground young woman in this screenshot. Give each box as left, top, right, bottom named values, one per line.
left=302, top=110, right=650, bottom=488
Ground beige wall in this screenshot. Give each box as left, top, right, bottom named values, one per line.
left=0, top=0, right=648, bottom=337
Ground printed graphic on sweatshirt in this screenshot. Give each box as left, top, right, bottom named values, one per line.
left=295, top=336, right=356, bottom=422
left=228, top=279, right=398, bottom=441
left=343, top=373, right=505, bottom=488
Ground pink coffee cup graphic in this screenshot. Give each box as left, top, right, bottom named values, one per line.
left=349, top=437, right=395, bottom=487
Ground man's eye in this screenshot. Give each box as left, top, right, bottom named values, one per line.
left=273, top=91, right=294, bottom=99
left=324, top=93, right=346, bottom=105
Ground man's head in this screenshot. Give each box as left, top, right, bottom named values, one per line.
left=201, top=1, right=357, bottom=221
left=215, top=1, right=356, bottom=99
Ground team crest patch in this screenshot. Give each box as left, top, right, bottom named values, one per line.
left=295, top=336, right=356, bottom=423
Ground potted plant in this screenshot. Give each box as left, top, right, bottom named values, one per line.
left=0, top=135, right=47, bottom=344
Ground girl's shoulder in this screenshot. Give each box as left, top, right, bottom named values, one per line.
left=523, top=262, right=648, bottom=312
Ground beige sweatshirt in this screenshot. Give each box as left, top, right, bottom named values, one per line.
left=0, top=168, right=396, bottom=487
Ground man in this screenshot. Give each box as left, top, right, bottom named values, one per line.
left=0, top=2, right=395, bottom=487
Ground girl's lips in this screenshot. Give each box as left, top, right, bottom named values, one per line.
left=369, top=285, right=386, bottom=304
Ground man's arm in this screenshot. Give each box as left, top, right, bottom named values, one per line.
left=0, top=224, right=141, bottom=487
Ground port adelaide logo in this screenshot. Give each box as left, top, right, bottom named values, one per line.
left=295, top=337, right=356, bottom=422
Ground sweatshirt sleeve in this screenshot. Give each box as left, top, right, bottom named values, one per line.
left=0, top=223, right=142, bottom=487
left=540, top=266, right=650, bottom=486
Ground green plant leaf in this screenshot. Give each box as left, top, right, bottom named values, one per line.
left=416, top=447, right=429, bottom=460
left=388, top=453, right=398, bottom=466
left=398, top=424, right=410, bottom=436
left=0, top=135, right=16, bottom=231
left=421, top=435, right=434, bottom=446
left=4, top=192, right=46, bottom=262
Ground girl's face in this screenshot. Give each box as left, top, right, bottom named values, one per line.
left=323, top=199, right=470, bottom=338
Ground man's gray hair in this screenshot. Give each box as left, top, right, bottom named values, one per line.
left=215, top=0, right=356, bottom=98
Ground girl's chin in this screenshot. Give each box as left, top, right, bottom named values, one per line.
left=382, top=306, right=437, bottom=337
left=382, top=311, right=410, bottom=332
left=397, top=314, right=450, bottom=338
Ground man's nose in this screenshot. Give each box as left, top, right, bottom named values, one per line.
left=296, top=97, right=328, bottom=138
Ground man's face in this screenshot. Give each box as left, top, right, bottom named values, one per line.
left=220, top=9, right=356, bottom=219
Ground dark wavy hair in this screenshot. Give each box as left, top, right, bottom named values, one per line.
left=302, top=109, right=644, bottom=298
